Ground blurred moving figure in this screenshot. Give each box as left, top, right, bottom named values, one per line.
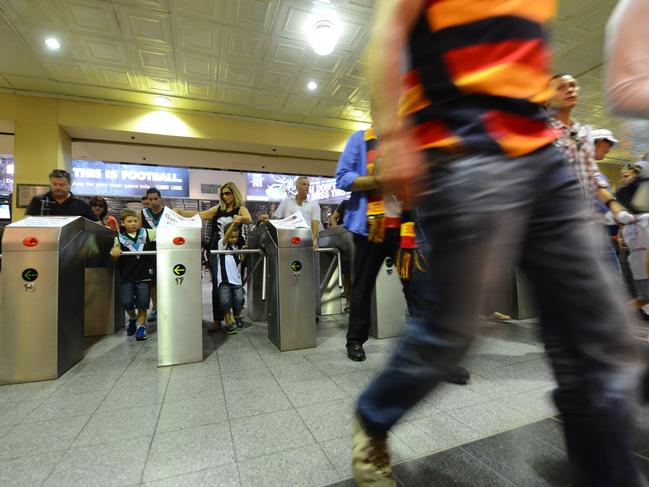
left=352, top=1, right=646, bottom=486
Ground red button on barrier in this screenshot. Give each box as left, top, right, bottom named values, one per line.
left=290, top=236, right=301, bottom=245
left=172, top=236, right=185, bottom=246
left=22, top=237, right=38, bottom=247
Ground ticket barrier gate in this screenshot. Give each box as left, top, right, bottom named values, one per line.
left=371, top=257, right=409, bottom=338
left=83, top=219, right=120, bottom=337
left=264, top=222, right=317, bottom=351
left=120, top=223, right=203, bottom=367
left=1, top=217, right=86, bottom=384
left=317, top=226, right=352, bottom=315
left=245, top=225, right=268, bottom=322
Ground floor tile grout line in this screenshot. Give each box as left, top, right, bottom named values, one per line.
left=214, top=333, right=245, bottom=487
left=40, top=337, right=147, bottom=486
left=457, top=445, right=519, bottom=486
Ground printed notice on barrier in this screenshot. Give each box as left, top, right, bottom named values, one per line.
left=269, top=211, right=310, bottom=230
left=10, top=216, right=80, bottom=227
left=157, top=207, right=202, bottom=228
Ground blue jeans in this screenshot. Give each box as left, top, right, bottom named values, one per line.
left=357, top=146, right=646, bottom=487
left=120, top=281, right=151, bottom=311
left=218, top=283, right=244, bottom=313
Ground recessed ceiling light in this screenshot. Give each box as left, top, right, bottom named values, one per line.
left=154, top=96, right=173, bottom=107
left=307, top=81, right=318, bottom=91
left=45, top=37, right=60, bottom=50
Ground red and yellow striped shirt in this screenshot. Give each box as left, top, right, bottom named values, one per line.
left=401, top=0, right=557, bottom=157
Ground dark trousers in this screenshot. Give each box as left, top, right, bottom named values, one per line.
left=209, top=255, right=224, bottom=322
left=357, top=146, right=646, bottom=487
left=347, top=228, right=399, bottom=346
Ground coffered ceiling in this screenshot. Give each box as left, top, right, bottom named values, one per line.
left=0, top=0, right=646, bottom=165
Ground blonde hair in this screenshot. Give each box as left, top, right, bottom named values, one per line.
left=120, top=208, right=138, bottom=221
left=219, top=182, right=243, bottom=210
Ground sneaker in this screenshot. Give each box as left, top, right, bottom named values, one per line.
left=126, top=319, right=137, bottom=336
left=223, top=324, right=238, bottom=335
left=352, top=415, right=396, bottom=486
left=235, top=317, right=244, bottom=330
left=135, top=326, right=147, bottom=341
left=207, top=322, right=221, bottom=333
left=147, top=310, right=157, bottom=322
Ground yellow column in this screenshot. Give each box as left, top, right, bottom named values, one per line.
left=12, top=98, right=70, bottom=221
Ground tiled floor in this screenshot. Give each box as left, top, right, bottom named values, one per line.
left=0, top=284, right=571, bottom=487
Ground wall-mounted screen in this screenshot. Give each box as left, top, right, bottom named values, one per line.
left=0, top=203, right=10, bottom=219
left=71, top=160, right=190, bottom=198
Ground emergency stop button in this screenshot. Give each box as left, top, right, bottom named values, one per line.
left=290, top=236, right=301, bottom=245
left=22, top=237, right=39, bottom=247
left=172, top=236, right=185, bottom=246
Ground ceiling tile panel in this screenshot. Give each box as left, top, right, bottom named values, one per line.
left=221, top=28, right=268, bottom=62
left=84, top=38, right=129, bottom=65
left=171, top=0, right=223, bottom=21
left=251, top=90, right=287, bottom=110
left=98, top=68, right=140, bottom=89
left=284, top=93, right=318, bottom=113
left=43, top=60, right=100, bottom=84
left=111, top=0, right=169, bottom=11
left=0, top=0, right=65, bottom=26
left=173, top=17, right=221, bottom=53
left=218, top=85, right=253, bottom=105
left=223, top=0, right=278, bottom=33
left=314, top=99, right=347, bottom=118
left=137, top=48, right=174, bottom=72
left=116, top=6, right=172, bottom=47
left=274, top=2, right=309, bottom=41
left=221, top=63, right=255, bottom=87
left=58, top=0, right=122, bottom=37
left=142, top=75, right=175, bottom=93
left=183, top=80, right=214, bottom=98
left=182, top=55, right=215, bottom=79
left=258, top=68, right=297, bottom=93
left=265, top=38, right=308, bottom=67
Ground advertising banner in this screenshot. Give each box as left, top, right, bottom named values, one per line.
left=71, top=160, right=189, bottom=197
left=247, top=173, right=347, bottom=203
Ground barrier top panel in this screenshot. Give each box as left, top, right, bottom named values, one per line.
left=3, top=217, right=84, bottom=251
left=266, top=221, right=313, bottom=248
left=157, top=225, right=202, bottom=250
left=157, top=207, right=202, bottom=229
left=9, top=216, right=81, bottom=228
left=318, top=226, right=350, bottom=238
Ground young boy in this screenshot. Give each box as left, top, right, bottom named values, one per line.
left=110, top=208, right=156, bottom=341
left=216, top=220, right=246, bottom=334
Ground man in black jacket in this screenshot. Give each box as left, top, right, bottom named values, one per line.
left=25, top=169, right=97, bottom=221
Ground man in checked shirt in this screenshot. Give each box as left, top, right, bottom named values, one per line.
left=547, top=73, right=635, bottom=224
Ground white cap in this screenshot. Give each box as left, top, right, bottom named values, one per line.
left=592, top=128, right=619, bottom=145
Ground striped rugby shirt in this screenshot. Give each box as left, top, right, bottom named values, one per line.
left=400, top=0, right=557, bottom=157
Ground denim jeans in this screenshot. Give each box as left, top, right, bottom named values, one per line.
left=119, top=281, right=151, bottom=311
left=357, top=146, right=647, bottom=487
left=218, top=283, right=244, bottom=313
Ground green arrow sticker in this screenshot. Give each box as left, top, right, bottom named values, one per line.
left=290, top=260, right=302, bottom=272
left=173, top=264, right=186, bottom=276
left=385, top=258, right=394, bottom=268
left=22, top=268, right=38, bottom=282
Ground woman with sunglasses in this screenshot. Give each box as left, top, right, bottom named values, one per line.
left=176, top=182, right=251, bottom=331
left=89, top=196, right=119, bottom=232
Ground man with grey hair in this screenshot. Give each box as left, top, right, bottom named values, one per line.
left=273, top=176, right=321, bottom=245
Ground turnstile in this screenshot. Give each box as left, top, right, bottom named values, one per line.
left=156, top=220, right=203, bottom=367
left=317, top=226, right=352, bottom=315
left=246, top=224, right=268, bottom=322
left=0, top=216, right=86, bottom=383
left=264, top=221, right=316, bottom=351
left=83, top=219, right=120, bottom=336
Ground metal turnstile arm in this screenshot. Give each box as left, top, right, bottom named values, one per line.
left=117, top=251, right=158, bottom=256
left=210, top=249, right=266, bottom=301
left=315, top=247, right=343, bottom=288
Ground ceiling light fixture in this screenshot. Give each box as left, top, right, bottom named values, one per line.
left=306, top=3, right=340, bottom=56
left=45, top=37, right=60, bottom=50
left=154, top=96, right=173, bottom=107
left=307, top=81, right=318, bottom=91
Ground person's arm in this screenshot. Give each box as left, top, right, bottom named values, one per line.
left=223, top=221, right=239, bottom=242
left=25, top=196, right=40, bottom=216
left=237, top=206, right=252, bottom=225
left=368, top=0, right=428, bottom=205
left=335, top=132, right=380, bottom=192
left=605, top=0, right=649, bottom=117
left=175, top=206, right=219, bottom=220
left=110, top=236, right=121, bottom=259
left=330, top=210, right=340, bottom=227
left=272, top=199, right=286, bottom=219
left=311, top=202, right=321, bottom=246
